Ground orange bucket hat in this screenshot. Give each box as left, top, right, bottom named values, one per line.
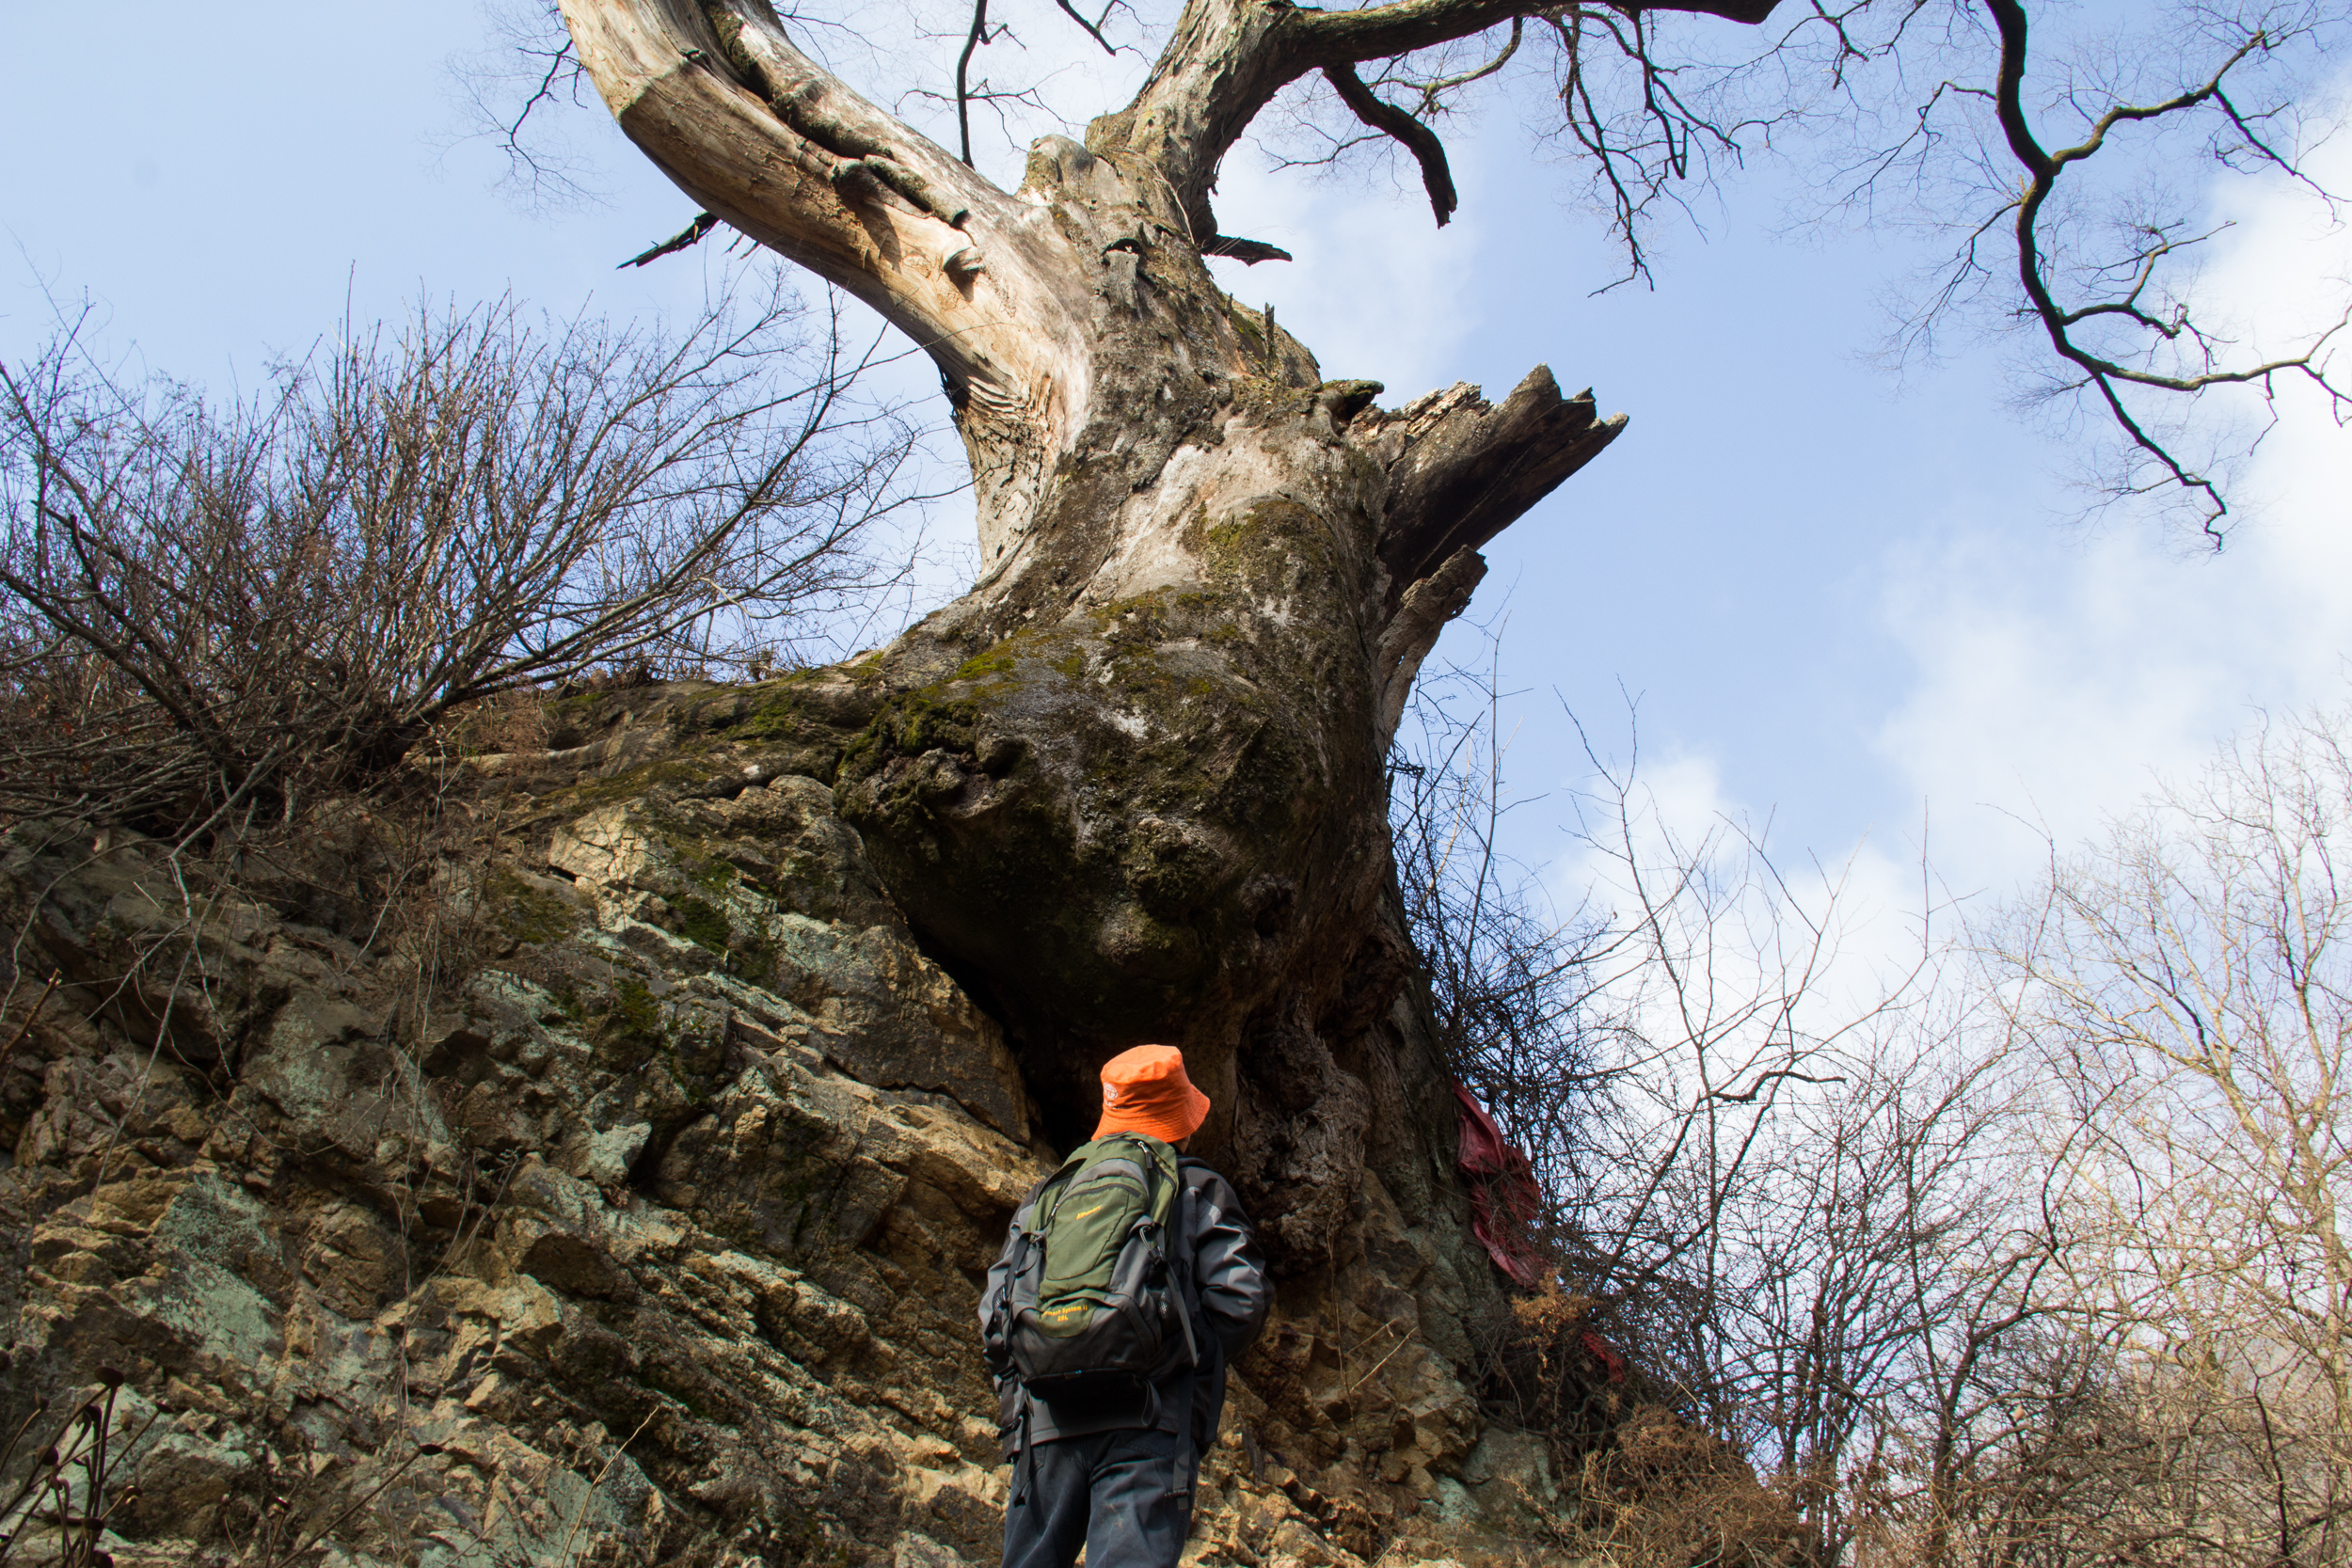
left=1093, top=1044, right=1212, bottom=1144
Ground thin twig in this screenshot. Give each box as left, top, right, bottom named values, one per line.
left=0, top=972, right=60, bottom=1075
left=555, top=1407, right=659, bottom=1568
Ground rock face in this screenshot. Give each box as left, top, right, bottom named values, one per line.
left=0, top=708, right=1554, bottom=1566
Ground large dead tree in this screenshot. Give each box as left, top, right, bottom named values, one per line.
left=548, top=0, right=1678, bottom=1249
left=549, top=0, right=2343, bottom=1251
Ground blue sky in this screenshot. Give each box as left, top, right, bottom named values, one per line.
left=6, top=1, right=2345, bottom=935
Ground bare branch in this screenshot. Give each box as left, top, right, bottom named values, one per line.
left=1707, top=1067, right=1848, bottom=1103
left=1302, top=0, right=1784, bottom=71
left=954, top=0, right=993, bottom=166
left=1323, top=63, right=1459, bottom=225
left=1049, top=0, right=1122, bottom=55
left=452, top=2, right=605, bottom=206
left=1087, top=0, right=1789, bottom=250
left=1403, top=14, right=1521, bottom=119
left=1979, top=0, right=2350, bottom=541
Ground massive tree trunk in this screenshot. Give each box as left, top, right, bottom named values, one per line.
left=0, top=8, right=1813, bottom=1563
left=558, top=0, right=1622, bottom=1259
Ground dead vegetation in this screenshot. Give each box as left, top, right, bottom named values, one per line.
left=0, top=278, right=919, bottom=847
left=1391, top=639, right=2352, bottom=1567
left=0, top=278, right=935, bottom=1564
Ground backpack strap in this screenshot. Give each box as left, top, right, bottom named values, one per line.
left=999, top=1166, right=1068, bottom=1508
left=1116, top=1137, right=1199, bottom=1369
left=1168, top=1164, right=1214, bottom=1371
left=984, top=1168, right=1067, bottom=1367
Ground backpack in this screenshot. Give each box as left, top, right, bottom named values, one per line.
left=988, top=1132, right=1200, bottom=1406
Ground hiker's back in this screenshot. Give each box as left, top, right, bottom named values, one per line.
left=980, top=1046, right=1268, bottom=1568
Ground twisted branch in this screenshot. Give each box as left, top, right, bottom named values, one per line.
left=1980, top=0, right=2348, bottom=540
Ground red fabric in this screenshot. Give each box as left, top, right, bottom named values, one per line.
left=1454, top=1082, right=1543, bottom=1289
left=1581, top=1329, right=1628, bottom=1383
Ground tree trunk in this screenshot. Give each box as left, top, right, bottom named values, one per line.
left=559, top=0, right=1621, bottom=1261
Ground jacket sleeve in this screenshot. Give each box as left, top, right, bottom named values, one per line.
left=1184, top=1165, right=1270, bottom=1357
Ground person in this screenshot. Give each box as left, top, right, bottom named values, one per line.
left=979, top=1045, right=1269, bottom=1568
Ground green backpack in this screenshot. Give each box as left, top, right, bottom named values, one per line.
left=989, top=1132, right=1200, bottom=1405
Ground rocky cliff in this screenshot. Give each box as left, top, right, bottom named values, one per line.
left=0, top=680, right=1571, bottom=1566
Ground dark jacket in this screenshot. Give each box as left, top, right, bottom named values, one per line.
left=978, top=1155, right=1268, bottom=1456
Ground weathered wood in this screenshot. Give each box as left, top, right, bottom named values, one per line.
left=1374, top=368, right=1624, bottom=598
left=558, top=0, right=1099, bottom=549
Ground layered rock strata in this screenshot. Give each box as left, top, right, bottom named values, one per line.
left=0, top=688, right=1560, bottom=1566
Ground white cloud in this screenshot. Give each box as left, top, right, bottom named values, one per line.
left=1866, top=124, right=2352, bottom=897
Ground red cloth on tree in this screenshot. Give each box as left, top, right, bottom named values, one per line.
left=1453, top=1081, right=1542, bottom=1289
left=1580, top=1329, right=1627, bottom=1383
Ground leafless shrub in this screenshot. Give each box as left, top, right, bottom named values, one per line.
left=1391, top=639, right=1918, bottom=1567
left=1685, top=1036, right=2044, bottom=1568
left=1389, top=642, right=1628, bottom=1220
left=0, top=277, right=922, bottom=844
left=1428, top=700, right=2352, bottom=1568
left=1921, top=703, right=2352, bottom=1568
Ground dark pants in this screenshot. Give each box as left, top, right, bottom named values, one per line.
left=1001, top=1425, right=1197, bottom=1568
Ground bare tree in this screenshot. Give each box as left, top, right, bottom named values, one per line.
left=454, top=0, right=2352, bottom=1293
left=1382, top=649, right=2119, bottom=1568
left=1616, top=705, right=2352, bottom=1568
left=1389, top=666, right=1968, bottom=1536
left=1557, top=725, right=1939, bottom=1386
left=1385, top=663, right=2352, bottom=1568
left=1958, top=705, right=2352, bottom=1568
left=0, top=277, right=922, bottom=841
left=532, top=1, right=2351, bottom=539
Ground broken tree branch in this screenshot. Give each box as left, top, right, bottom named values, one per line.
left=619, top=210, right=721, bottom=267
left=1202, top=234, right=1295, bottom=264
